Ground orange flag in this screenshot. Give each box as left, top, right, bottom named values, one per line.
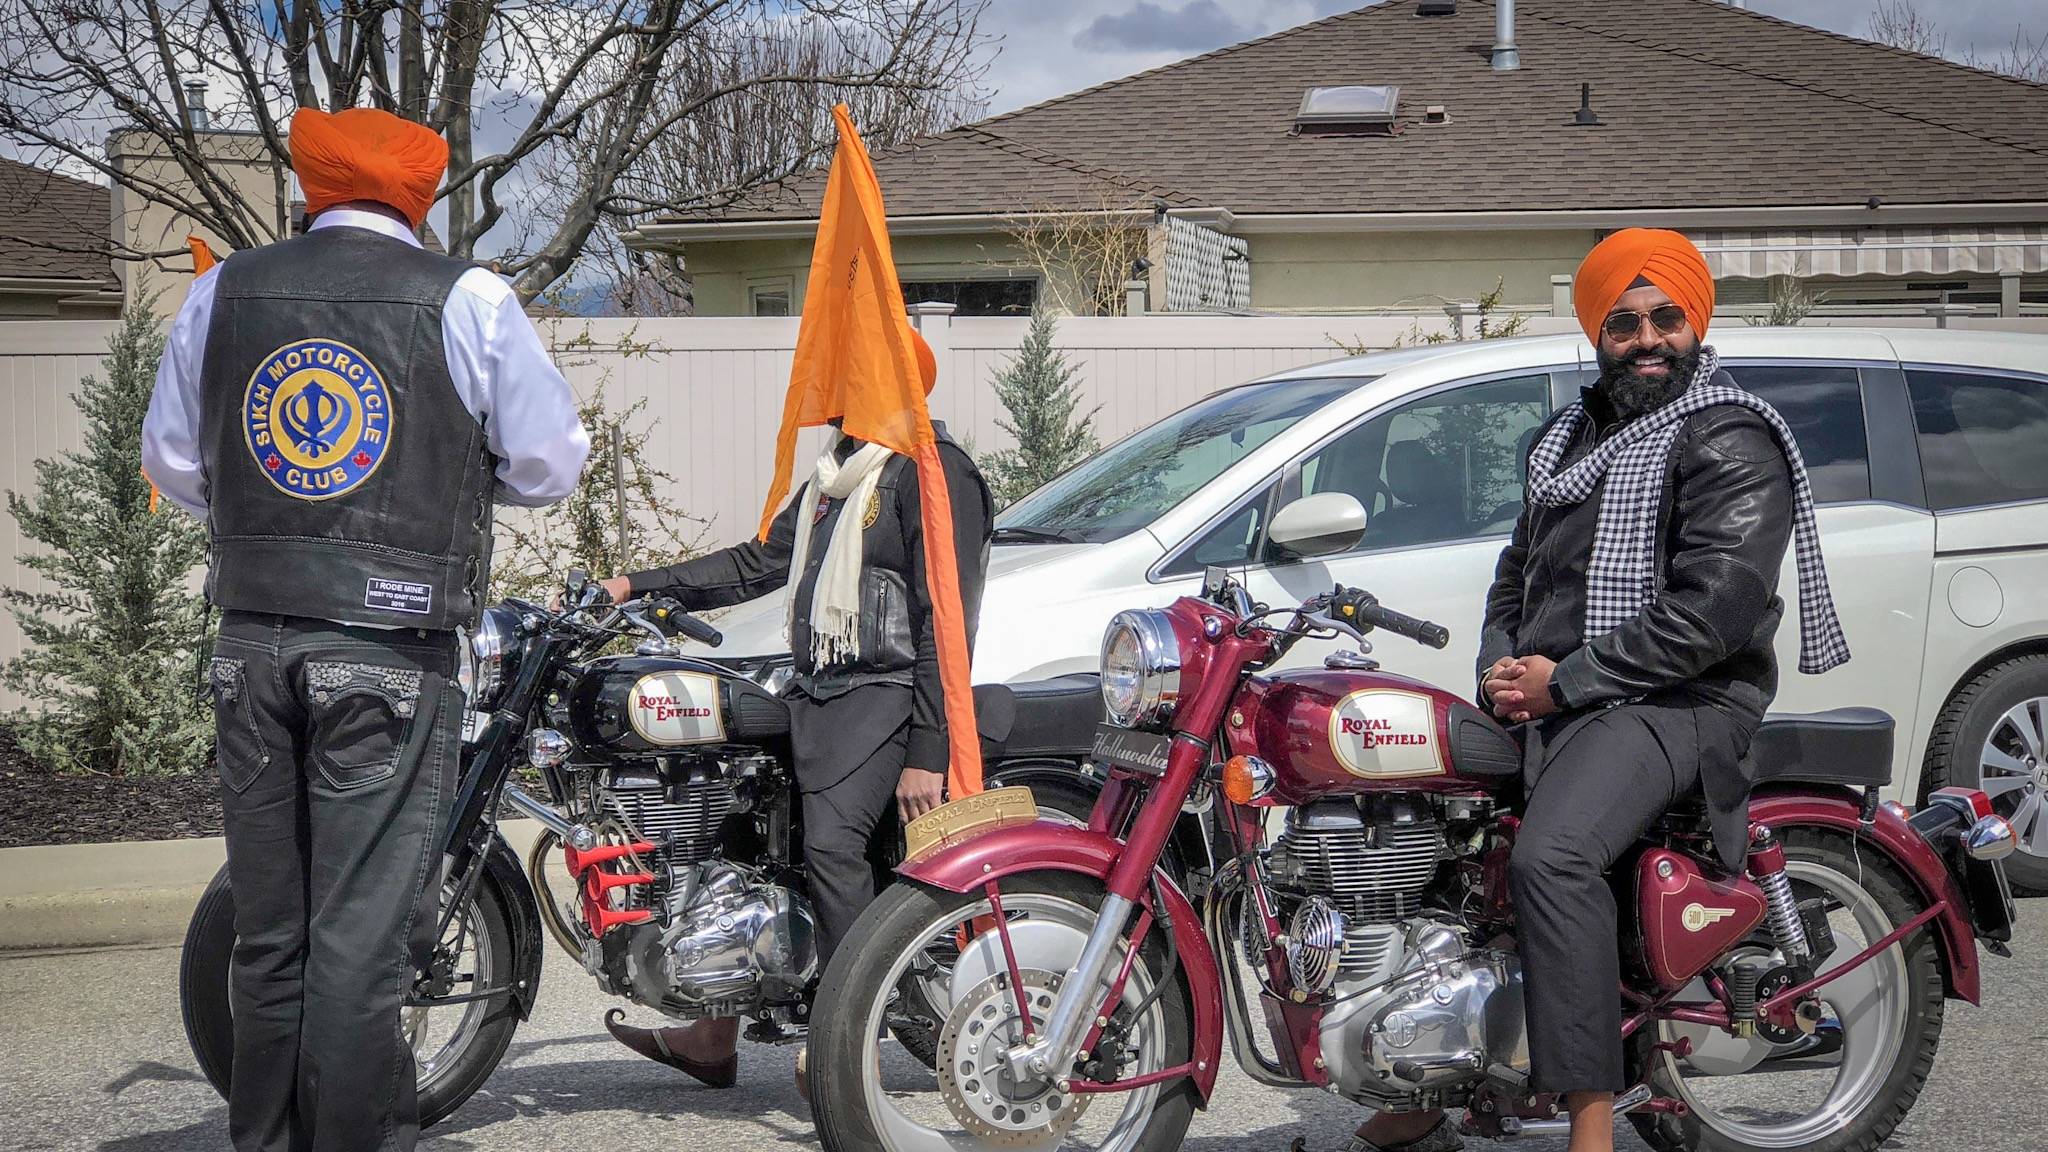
left=762, top=105, right=982, bottom=799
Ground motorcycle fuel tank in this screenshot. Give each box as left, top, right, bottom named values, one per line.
left=569, top=655, right=790, bottom=756
left=1224, top=669, right=1521, bottom=805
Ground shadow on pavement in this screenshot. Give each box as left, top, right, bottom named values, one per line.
left=103, top=1060, right=207, bottom=1096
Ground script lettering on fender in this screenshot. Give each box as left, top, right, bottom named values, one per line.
left=626, top=671, right=725, bottom=745
left=1328, top=688, right=1446, bottom=779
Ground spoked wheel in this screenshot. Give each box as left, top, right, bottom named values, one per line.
left=181, top=863, right=522, bottom=1128
left=1630, top=829, right=1944, bottom=1152
left=810, top=870, right=1197, bottom=1152
left=886, top=783, right=1102, bottom=1071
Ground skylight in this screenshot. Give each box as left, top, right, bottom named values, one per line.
left=1296, top=85, right=1400, bottom=129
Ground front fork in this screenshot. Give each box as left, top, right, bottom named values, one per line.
left=1004, top=731, right=1210, bottom=1084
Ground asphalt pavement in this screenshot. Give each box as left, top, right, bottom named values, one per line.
left=3, top=904, right=2044, bottom=1152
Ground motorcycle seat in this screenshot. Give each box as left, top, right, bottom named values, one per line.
left=1747, top=707, right=1894, bottom=788
left=976, top=675, right=1103, bottom=761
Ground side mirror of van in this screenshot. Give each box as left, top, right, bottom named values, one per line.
left=1266, top=492, right=1368, bottom=561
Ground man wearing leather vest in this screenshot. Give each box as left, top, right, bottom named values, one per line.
left=1345, top=231, right=1848, bottom=1152
left=141, top=108, right=588, bottom=1152
left=595, top=330, right=992, bottom=1093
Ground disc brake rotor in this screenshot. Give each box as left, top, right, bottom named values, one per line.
left=936, top=970, right=1090, bottom=1145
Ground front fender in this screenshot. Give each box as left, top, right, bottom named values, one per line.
left=897, top=821, right=1223, bottom=1103
left=1749, top=789, right=1981, bottom=1004
left=479, top=832, right=545, bottom=1020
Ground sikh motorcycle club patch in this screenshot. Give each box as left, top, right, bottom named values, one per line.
left=861, top=489, right=882, bottom=529
left=242, top=337, right=393, bottom=501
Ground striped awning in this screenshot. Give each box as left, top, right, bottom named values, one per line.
left=1689, top=227, right=2048, bottom=279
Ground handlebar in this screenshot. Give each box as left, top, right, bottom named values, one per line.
left=1320, top=585, right=1451, bottom=650
left=643, top=598, right=723, bottom=648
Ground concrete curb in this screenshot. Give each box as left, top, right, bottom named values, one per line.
left=0, top=820, right=544, bottom=952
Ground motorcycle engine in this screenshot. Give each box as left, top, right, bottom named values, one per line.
left=588, top=760, right=818, bottom=1019
left=1266, top=795, right=1530, bottom=1103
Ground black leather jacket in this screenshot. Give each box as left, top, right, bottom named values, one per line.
left=1479, top=377, right=1796, bottom=725
left=626, top=430, right=992, bottom=772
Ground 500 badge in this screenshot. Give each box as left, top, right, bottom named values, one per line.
left=244, top=337, right=393, bottom=500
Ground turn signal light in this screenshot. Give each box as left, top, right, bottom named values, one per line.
left=1221, top=755, right=1277, bottom=805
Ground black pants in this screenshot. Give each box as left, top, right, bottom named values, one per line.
left=210, top=612, right=461, bottom=1152
left=1510, top=702, right=1721, bottom=1095
left=800, top=721, right=911, bottom=965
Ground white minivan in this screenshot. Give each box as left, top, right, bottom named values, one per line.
left=707, top=328, right=2048, bottom=886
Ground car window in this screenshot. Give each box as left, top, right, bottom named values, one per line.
left=996, top=375, right=1365, bottom=543
left=1161, top=484, right=1274, bottom=576
left=1291, top=374, right=1551, bottom=553
left=1720, top=365, right=1870, bottom=504
left=1907, top=369, right=2048, bottom=511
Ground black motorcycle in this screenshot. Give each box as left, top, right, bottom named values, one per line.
left=178, top=571, right=1112, bottom=1125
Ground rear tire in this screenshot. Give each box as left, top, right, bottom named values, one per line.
left=812, top=870, right=1198, bottom=1152
left=1919, top=653, right=2048, bottom=893
left=180, top=863, right=523, bottom=1128
left=1627, top=828, right=1944, bottom=1152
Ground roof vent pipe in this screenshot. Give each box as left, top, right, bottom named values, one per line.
left=184, top=79, right=210, bottom=130
left=1491, top=0, right=1520, bottom=71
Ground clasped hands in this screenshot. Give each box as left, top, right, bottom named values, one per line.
left=1482, top=654, right=1559, bottom=725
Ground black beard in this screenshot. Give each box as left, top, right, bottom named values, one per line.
left=1596, top=344, right=1701, bottom=422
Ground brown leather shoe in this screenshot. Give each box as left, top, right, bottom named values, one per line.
left=604, top=1009, right=740, bottom=1088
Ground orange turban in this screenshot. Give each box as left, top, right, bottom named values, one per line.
left=290, top=107, right=447, bottom=230
left=1573, top=228, right=1715, bottom=344
left=910, top=328, right=937, bottom=395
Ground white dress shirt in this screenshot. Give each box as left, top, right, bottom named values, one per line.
left=141, top=207, right=590, bottom=519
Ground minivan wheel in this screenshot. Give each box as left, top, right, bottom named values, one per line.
left=1920, top=654, right=2048, bottom=894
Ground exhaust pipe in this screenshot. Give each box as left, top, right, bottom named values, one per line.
left=1491, top=0, right=1520, bottom=71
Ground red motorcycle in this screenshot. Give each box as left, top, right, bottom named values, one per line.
left=809, top=568, right=2016, bottom=1152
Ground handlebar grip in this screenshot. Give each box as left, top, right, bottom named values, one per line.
left=1361, top=603, right=1451, bottom=650
left=671, top=612, right=723, bottom=648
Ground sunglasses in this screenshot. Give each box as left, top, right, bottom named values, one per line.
left=1601, top=304, right=1690, bottom=342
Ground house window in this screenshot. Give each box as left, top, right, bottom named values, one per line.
left=902, top=279, right=1036, bottom=317
left=748, top=279, right=792, bottom=317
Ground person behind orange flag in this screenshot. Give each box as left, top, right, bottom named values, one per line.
left=595, top=104, right=993, bottom=1099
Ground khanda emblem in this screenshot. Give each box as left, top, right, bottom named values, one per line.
left=242, top=337, right=394, bottom=501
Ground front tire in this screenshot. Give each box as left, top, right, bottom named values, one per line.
left=1628, top=828, right=1944, bottom=1152
left=811, top=870, right=1198, bottom=1152
left=180, top=863, right=523, bottom=1128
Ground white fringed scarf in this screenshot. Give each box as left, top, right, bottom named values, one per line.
left=785, top=433, right=895, bottom=667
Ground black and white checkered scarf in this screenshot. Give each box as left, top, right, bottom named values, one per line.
left=1525, top=346, right=1850, bottom=675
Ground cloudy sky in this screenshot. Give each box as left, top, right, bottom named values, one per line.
left=972, top=0, right=2046, bottom=115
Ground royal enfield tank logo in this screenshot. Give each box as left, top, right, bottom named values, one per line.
left=1682, top=903, right=1737, bottom=933
left=1328, top=688, right=1445, bottom=779
left=243, top=337, right=392, bottom=501
left=627, top=671, right=725, bottom=745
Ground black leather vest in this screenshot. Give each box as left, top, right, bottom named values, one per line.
left=197, top=226, right=496, bottom=631
left=791, top=436, right=989, bottom=695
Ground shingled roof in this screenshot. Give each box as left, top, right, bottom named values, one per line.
left=0, top=157, right=116, bottom=287
left=662, top=0, right=2048, bottom=226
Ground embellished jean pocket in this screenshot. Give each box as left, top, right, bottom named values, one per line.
left=305, top=660, right=426, bottom=791
left=208, top=657, right=269, bottom=793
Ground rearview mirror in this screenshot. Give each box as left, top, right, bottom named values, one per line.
left=1266, top=492, right=1368, bottom=561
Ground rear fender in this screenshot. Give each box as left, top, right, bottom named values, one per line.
left=1749, top=788, right=1981, bottom=1004
left=897, top=820, right=1223, bottom=1102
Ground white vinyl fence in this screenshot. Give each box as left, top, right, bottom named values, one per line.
left=3, top=308, right=2047, bottom=710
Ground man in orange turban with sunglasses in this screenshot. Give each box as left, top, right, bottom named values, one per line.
left=1349, top=230, right=1847, bottom=1152
left=143, top=106, right=587, bottom=1152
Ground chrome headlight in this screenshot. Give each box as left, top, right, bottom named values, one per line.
left=468, top=605, right=522, bottom=711
left=1100, top=609, right=1181, bottom=727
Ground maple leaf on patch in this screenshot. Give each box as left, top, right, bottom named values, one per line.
left=264, top=454, right=283, bottom=472
left=352, top=450, right=373, bottom=468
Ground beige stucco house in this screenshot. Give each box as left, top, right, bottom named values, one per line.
left=625, top=0, right=2048, bottom=321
